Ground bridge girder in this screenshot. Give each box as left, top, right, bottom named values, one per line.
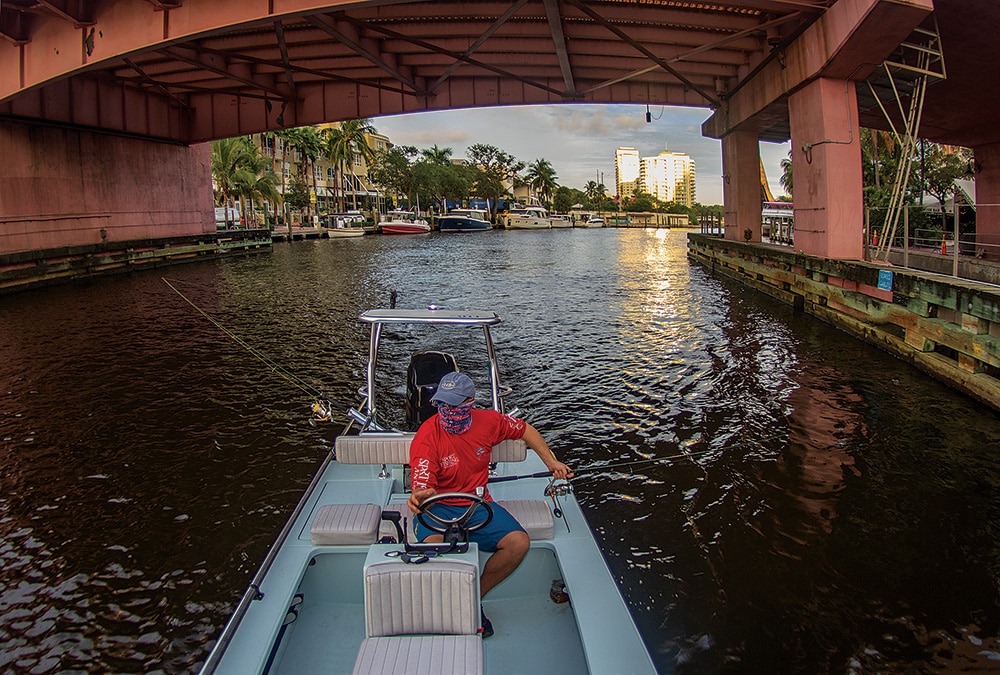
left=0, top=0, right=832, bottom=143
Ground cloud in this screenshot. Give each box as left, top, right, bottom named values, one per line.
left=389, top=128, right=472, bottom=146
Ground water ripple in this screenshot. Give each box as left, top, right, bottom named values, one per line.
left=2, top=229, right=1000, bottom=672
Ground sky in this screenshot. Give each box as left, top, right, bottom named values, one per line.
left=372, top=103, right=791, bottom=205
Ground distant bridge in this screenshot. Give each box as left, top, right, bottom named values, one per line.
left=1, top=0, right=998, bottom=268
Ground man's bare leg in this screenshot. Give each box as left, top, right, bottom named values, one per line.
left=480, top=530, right=530, bottom=598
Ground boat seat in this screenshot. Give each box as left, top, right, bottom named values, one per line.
left=335, top=434, right=527, bottom=465
left=353, top=557, right=483, bottom=675
left=353, top=635, right=483, bottom=675
left=310, top=503, right=382, bottom=546
left=498, top=500, right=555, bottom=540
left=311, top=435, right=537, bottom=546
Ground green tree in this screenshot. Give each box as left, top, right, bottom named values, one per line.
left=919, top=142, right=972, bottom=210
left=325, top=118, right=378, bottom=212
left=622, top=191, right=656, bottom=213
left=369, top=145, right=419, bottom=209
left=553, top=186, right=587, bottom=213
left=467, top=144, right=525, bottom=221
left=211, top=136, right=258, bottom=228
left=284, top=126, right=324, bottom=221
left=284, top=175, right=310, bottom=214
left=779, top=149, right=793, bottom=197
left=421, top=144, right=453, bottom=165
left=525, top=158, right=559, bottom=208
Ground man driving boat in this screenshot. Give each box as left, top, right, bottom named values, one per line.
left=406, top=371, right=573, bottom=637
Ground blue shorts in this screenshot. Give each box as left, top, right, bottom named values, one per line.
left=413, top=501, right=525, bottom=552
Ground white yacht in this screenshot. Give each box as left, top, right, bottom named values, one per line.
left=505, top=205, right=550, bottom=229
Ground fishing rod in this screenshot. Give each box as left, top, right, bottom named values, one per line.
left=161, top=277, right=356, bottom=422
left=488, top=433, right=788, bottom=484
left=488, top=453, right=702, bottom=484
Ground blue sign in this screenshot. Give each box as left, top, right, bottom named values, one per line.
left=877, top=269, right=893, bottom=291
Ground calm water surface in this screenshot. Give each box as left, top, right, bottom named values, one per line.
left=2, top=228, right=1000, bottom=673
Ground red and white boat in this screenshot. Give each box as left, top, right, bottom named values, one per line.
left=379, top=210, right=431, bottom=235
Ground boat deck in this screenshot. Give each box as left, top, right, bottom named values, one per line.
left=206, top=448, right=655, bottom=675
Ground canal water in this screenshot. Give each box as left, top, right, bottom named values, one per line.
left=2, top=228, right=1000, bottom=673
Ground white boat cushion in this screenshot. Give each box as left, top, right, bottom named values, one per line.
left=310, top=503, right=381, bottom=546
left=499, top=500, right=554, bottom=540
left=491, top=438, right=527, bottom=462
left=364, top=560, right=479, bottom=637
left=336, top=434, right=414, bottom=465
left=352, top=635, right=484, bottom=675
left=336, top=434, right=527, bottom=464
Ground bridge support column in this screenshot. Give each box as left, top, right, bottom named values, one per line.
left=0, top=120, right=214, bottom=256
left=973, top=141, right=1000, bottom=260
left=721, top=130, right=762, bottom=243
left=787, top=77, right=864, bottom=259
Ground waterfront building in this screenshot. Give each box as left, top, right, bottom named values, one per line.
left=615, top=146, right=697, bottom=207
left=639, top=148, right=696, bottom=207
left=251, top=124, right=391, bottom=223
left=615, top=147, right=641, bottom=200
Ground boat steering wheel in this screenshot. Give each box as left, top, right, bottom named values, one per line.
left=416, top=492, right=494, bottom=535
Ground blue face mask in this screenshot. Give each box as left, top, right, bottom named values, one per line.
left=436, top=401, right=474, bottom=434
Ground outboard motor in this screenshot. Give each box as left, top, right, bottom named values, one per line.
left=405, top=351, right=458, bottom=429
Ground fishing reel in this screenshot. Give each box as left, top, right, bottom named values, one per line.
left=544, top=478, right=573, bottom=498
left=309, top=398, right=334, bottom=426
left=544, top=478, right=573, bottom=521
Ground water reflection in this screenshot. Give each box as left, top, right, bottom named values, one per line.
left=1, top=229, right=999, bottom=673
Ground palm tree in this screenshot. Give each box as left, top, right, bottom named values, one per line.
left=264, top=129, right=299, bottom=226
left=286, top=126, right=324, bottom=223
left=525, top=158, right=558, bottom=208
left=237, top=167, right=282, bottom=226
left=211, top=136, right=258, bottom=228
left=421, top=144, right=453, bottom=165
left=779, top=149, right=793, bottom=197
left=326, top=118, right=378, bottom=212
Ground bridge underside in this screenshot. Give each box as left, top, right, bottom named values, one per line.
left=1, top=0, right=998, bottom=263
left=0, top=0, right=833, bottom=142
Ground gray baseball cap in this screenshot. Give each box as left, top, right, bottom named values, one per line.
left=431, top=372, right=476, bottom=405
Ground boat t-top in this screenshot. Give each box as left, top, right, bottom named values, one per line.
left=379, top=210, right=431, bottom=235
left=199, top=305, right=656, bottom=675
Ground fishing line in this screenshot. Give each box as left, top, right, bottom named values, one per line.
left=161, top=277, right=351, bottom=414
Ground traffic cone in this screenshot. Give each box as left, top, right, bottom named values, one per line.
left=941, top=236, right=947, bottom=255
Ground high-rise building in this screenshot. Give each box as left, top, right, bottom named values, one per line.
left=640, top=149, right=696, bottom=207
left=615, top=147, right=640, bottom=200
left=615, top=146, right=697, bottom=208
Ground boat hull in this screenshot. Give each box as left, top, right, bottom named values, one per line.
left=326, top=228, right=366, bottom=238
left=438, top=217, right=492, bottom=232
left=506, top=218, right=549, bottom=229
left=381, top=224, right=431, bottom=235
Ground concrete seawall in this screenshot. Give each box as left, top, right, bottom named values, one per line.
left=688, top=233, right=1000, bottom=413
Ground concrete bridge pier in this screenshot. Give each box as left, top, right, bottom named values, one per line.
left=0, top=120, right=215, bottom=256
left=973, top=141, right=1000, bottom=257
left=787, top=77, right=864, bottom=260
left=721, top=130, right=762, bottom=244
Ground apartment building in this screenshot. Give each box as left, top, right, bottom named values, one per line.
left=254, top=124, right=392, bottom=218
left=615, top=146, right=696, bottom=208
left=615, top=147, right=641, bottom=200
